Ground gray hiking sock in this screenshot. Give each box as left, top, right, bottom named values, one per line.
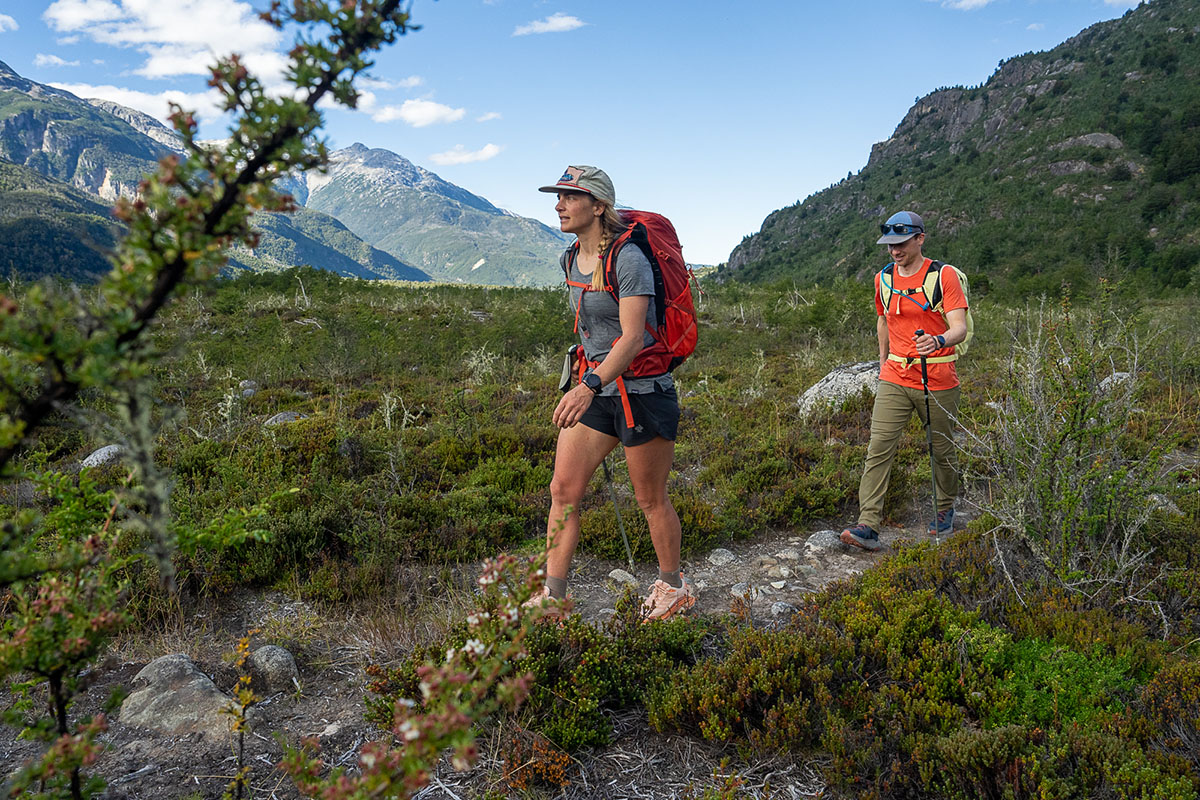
left=546, top=576, right=568, bottom=599
left=659, top=570, right=682, bottom=588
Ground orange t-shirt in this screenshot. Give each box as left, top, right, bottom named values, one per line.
left=874, top=258, right=967, bottom=391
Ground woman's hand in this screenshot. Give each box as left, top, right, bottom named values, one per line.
left=553, top=383, right=595, bottom=428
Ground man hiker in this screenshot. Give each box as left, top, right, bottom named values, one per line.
left=840, top=211, right=969, bottom=551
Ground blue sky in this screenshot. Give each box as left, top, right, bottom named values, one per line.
left=1, top=0, right=1138, bottom=264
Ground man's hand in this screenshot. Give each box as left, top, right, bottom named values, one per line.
left=913, top=330, right=941, bottom=356
left=553, top=383, right=595, bottom=428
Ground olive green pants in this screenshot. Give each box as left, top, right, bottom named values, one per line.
left=857, top=380, right=961, bottom=530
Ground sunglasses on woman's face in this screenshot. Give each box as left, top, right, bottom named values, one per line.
left=880, top=223, right=923, bottom=236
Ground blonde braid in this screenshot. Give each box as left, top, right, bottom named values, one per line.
left=591, top=204, right=626, bottom=292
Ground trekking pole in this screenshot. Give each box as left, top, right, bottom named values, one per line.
left=602, top=458, right=636, bottom=572
left=914, top=329, right=940, bottom=540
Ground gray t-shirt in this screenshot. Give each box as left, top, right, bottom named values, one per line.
left=562, top=244, right=675, bottom=396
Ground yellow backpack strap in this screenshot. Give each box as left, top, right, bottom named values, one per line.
left=878, top=264, right=894, bottom=312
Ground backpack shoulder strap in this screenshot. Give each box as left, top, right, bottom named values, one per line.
left=562, top=242, right=579, bottom=279
left=878, top=263, right=895, bottom=309
left=924, top=260, right=946, bottom=311
left=601, top=224, right=639, bottom=299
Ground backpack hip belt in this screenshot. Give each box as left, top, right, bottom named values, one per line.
left=888, top=352, right=958, bottom=368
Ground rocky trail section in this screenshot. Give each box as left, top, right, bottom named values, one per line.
left=0, top=514, right=966, bottom=799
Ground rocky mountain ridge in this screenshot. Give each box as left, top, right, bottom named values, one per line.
left=724, top=0, right=1200, bottom=295
left=0, top=62, right=564, bottom=286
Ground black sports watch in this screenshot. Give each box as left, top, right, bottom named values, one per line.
left=582, top=372, right=603, bottom=395
left=935, top=334, right=946, bottom=349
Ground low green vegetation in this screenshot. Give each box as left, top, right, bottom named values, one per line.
left=6, top=263, right=1199, bottom=796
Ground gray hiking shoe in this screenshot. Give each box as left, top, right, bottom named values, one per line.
left=928, top=509, right=955, bottom=536
left=840, top=524, right=882, bottom=552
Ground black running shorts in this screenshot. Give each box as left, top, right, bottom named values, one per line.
left=578, top=387, right=680, bottom=446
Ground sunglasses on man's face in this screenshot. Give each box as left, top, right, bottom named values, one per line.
left=880, top=223, right=923, bottom=236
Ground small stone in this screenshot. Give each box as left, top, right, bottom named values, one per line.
left=249, top=645, right=298, bottom=695
left=596, top=608, right=617, bottom=624
left=757, top=556, right=779, bottom=568
left=81, top=445, right=124, bottom=468
left=264, top=411, right=307, bottom=427
left=730, top=582, right=761, bottom=600
left=779, top=566, right=791, bottom=578
left=765, top=566, right=784, bottom=579
left=707, top=548, right=736, bottom=567
left=239, top=379, right=259, bottom=399
left=1099, top=371, right=1132, bottom=393
left=775, top=548, right=801, bottom=561
left=607, top=568, right=638, bottom=588
left=770, top=580, right=786, bottom=590
left=804, top=530, right=843, bottom=559
left=771, top=602, right=798, bottom=618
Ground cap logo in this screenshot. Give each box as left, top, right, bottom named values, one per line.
left=560, top=167, right=583, bottom=184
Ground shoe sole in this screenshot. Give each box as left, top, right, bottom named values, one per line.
left=643, top=594, right=697, bottom=622
left=840, top=529, right=882, bottom=551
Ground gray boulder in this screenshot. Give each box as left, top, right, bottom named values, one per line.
left=798, top=362, right=879, bottom=417
left=249, top=645, right=299, bottom=694
left=81, top=445, right=124, bottom=468
left=264, top=411, right=308, bottom=427
left=119, top=654, right=233, bottom=740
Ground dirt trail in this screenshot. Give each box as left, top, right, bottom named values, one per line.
left=0, top=505, right=968, bottom=799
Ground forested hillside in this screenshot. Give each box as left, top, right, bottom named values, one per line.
left=0, top=159, right=121, bottom=281
left=724, top=0, right=1200, bottom=296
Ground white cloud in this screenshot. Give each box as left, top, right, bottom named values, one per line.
left=429, top=144, right=502, bottom=166
left=476, top=111, right=502, bottom=122
left=513, top=13, right=585, bottom=36
left=43, top=0, right=282, bottom=79
left=941, top=0, right=995, bottom=8
left=35, top=53, right=81, bottom=67
left=372, top=98, right=465, bottom=127
left=58, top=35, right=81, bottom=44
left=1027, top=22, right=1044, bottom=30
left=50, top=81, right=224, bottom=124
left=359, top=75, right=423, bottom=90
left=0, top=14, right=17, bottom=32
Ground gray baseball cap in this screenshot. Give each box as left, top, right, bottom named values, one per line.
left=538, top=165, right=615, bottom=206
left=876, top=210, right=925, bottom=244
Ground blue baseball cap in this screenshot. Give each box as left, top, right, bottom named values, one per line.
left=876, top=211, right=925, bottom=244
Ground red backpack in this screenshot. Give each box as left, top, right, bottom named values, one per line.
left=564, top=210, right=699, bottom=376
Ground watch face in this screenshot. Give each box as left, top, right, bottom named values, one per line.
left=584, top=373, right=602, bottom=391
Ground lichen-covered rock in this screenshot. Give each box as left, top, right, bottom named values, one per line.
left=249, top=645, right=299, bottom=694
left=119, top=655, right=233, bottom=740
left=797, top=362, right=879, bottom=417
left=81, top=444, right=124, bottom=468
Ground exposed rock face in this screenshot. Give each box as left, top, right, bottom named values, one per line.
left=119, top=655, right=234, bottom=741
left=1050, top=132, right=1124, bottom=150
left=797, top=362, right=880, bottom=417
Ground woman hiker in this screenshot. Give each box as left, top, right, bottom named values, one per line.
left=528, top=165, right=696, bottom=621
